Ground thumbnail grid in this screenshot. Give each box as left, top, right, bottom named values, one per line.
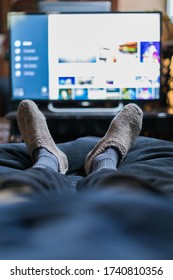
left=57, top=41, right=160, bottom=100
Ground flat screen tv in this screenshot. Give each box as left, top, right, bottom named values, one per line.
left=8, top=12, right=161, bottom=109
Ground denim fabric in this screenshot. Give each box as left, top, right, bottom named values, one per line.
left=0, top=136, right=173, bottom=259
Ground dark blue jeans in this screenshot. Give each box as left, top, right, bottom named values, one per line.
left=0, top=165, right=173, bottom=260
left=0, top=136, right=173, bottom=259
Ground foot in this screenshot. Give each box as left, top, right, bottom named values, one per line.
left=17, top=100, right=68, bottom=174
left=84, top=103, right=143, bottom=175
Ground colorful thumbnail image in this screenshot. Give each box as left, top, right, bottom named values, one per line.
left=59, top=49, right=96, bottom=63
left=140, top=42, right=160, bottom=63
left=153, top=88, right=160, bottom=99
left=136, top=88, right=153, bottom=100
left=136, top=76, right=152, bottom=86
left=74, top=88, right=88, bottom=100
left=58, top=89, right=73, bottom=100
left=122, top=88, right=136, bottom=100
left=119, top=42, right=137, bottom=54
left=77, top=76, right=94, bottom=85
left=106, top=80, right=114, bottom=85
left=88, top=88, right=106, bottom=100
left=59, top=77, right=75, bottom=85
left=106, top=88, right=122, bottom=99
left=97, top=47, right=117, bottom=63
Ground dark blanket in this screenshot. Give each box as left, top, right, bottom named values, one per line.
left=0, top=136, right=173, bottom=259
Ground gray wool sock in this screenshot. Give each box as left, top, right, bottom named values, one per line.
left=91, top=148, right=119, bottom=172
left=17, top=100, right=68, bottom=174
left=85, top=103, right=143, bottom=175
left=32, top=148, right=59, bottom=172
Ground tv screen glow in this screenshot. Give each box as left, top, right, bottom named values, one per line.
left=9, top=12, right=161, bottom=102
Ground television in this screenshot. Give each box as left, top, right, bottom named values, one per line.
left=8, top=12, right=161, bottom=111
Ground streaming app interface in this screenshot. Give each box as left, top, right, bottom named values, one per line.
left=10, top=13, right=161, bottom=101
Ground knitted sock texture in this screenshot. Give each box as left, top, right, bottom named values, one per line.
left=32, top=148, right=59, bottom=172
left=91, top=148, right=119, bottom=172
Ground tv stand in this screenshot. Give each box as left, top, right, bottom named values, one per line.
left=47, top=102, right=124, bottom=115
left=6, top=105, right=173, bottom=143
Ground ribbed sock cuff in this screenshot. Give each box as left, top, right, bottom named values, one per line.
left=32, top=148, right=59, bottom=172
left=91, top=148, right=119, bottom=172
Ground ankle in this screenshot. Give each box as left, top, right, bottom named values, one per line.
left=32, top=148, right=59, bottom=172
left=91, top=148, right=119, bottom=173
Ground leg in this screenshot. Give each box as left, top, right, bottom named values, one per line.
left=85, top=103, right=143, bottom=174
left=0, top=169, right=70, bottom=204
left=78, top=103, right=145, bottom=191
left=0, top=100, right=70, bottom=203
left=17, top=100, right=68, bottom=174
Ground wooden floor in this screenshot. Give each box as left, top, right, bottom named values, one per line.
left=0, top=117, right=10, bottom=143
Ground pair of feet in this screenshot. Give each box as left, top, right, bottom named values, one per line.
left=17, top=100, right=143, bottom=174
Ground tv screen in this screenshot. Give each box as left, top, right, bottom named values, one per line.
left=8, top=12, right=161, bottom=104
